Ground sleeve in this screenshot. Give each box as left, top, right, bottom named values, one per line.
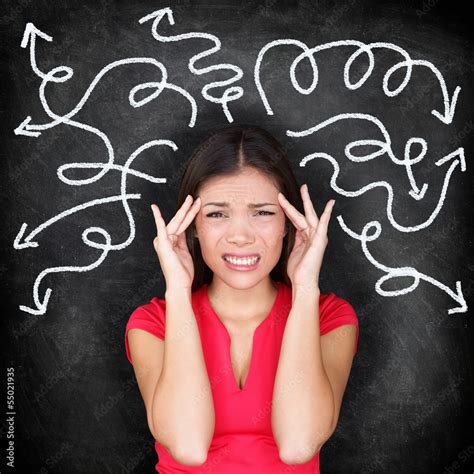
left=319, top=293, right=359, bottom=355
left=124, top=297, right=166, bottom=365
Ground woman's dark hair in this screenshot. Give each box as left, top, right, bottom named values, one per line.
left=175, top=124, right=304, bottom=293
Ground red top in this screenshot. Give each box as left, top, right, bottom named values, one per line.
left=124, top=281, right=359, bottom=473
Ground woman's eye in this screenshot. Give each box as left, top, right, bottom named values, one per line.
left=206, top=211, right=275, bottom=218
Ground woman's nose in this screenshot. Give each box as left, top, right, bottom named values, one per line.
left=226, top=219, right=256, bottom=241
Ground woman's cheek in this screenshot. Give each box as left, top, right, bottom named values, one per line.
left=205, top=222, right=227, bottom=235
left=260, top=223, right=283, bottom=241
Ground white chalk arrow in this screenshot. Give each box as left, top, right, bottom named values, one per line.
left=20, top=22, right=53, bottom=80
left=384, top=58, right=461, bottom=125
left=434, top=146, right=466, bottom=170
left=297, top=147, right=465, bottom=233
left=431, top=86, right=460, bottom=125
left=19, top=227, right=112, bottom=315
left=14, top=139, right=175, bottom=248
left=16, top=138, right=176, bottom=314
left=139, top=7, right=243, bottom=123
left=14, top=116, right=41, bottom=137
left=255, top=39, right=461, bottom=125
left=337, top=217, right=467, bottom=314
left=14, top=57, right=196, bottom=141
left=404, top=138, right=428, bottom=200
left=14, top=194, right=141, bottom=249
left=342, top=42, right=461, bottom=125
left=287, top=113, right=430, bottom=201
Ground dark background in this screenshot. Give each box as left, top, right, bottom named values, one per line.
left=1, top=0, right=473, bottom=472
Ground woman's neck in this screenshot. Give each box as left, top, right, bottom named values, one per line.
left=207, top=278, right=278, bottom=324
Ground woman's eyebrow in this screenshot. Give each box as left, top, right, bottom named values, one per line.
left=203, top=202, right=278, bottom=208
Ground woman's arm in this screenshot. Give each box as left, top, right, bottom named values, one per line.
left=129, top=288, right=214, bottom=466
left=272, top=287, right=334, bottom=464
left=274, top=189, right=356, bottom=464
left=272, top=286, right=356, bottom=464
left=155, top=288, right=214, bottom=464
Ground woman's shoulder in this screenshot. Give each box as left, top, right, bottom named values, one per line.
left=320, top=290, right=352, bottom=306
left=318, top=291, right=358, bottom=331
left=125, top=297, right=167, bottom=338
left=124, top=297, right=168, bottom=363
left=130, top=296, right=166, bottom=319
left=319, top=290, right=357, bottom=313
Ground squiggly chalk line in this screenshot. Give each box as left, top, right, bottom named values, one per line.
left=255, top=39, right=460, bottom=124
left=139, top=7, right=244, bottom=123
left=336, top=217, right=466, bottom=314
left=16, top=140, right=177, bottom=314
left=13, top=16, right=467, bottom=315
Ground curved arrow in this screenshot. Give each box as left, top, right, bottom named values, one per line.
left=287, top=113, right=429, bottom=200
left=336, top=217, right=467, bottom=314
left=19, top=227, right=113, bottom=315
left=298, top=147, right=465, bottom=233
left=139, top=7, right=243, bottom=123
left=20, top=22, right=54, bottom=80
left=14, top=194, right=141, bottom=249
left=17, top=140, right=177, bottom=314
left=255, top=38, right=460, bottom=124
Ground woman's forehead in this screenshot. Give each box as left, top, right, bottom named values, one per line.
left=199, top=189, right=279, bottom=206
left=199, top=174, right=278, bottom=198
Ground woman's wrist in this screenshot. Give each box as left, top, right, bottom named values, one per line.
left=165, top=287, right=192, bottom=302
left=291, top=283, right=320, bottom=302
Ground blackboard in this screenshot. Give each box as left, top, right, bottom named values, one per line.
left=2, top=0, right=473, bottom=472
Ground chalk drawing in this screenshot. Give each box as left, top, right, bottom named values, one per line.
left=255, top=39, right=460, bottom=124
left=13, top=13, right=467, bottom=315
left=139, top=7, right=244, bottom=123
left=336, top=217, right=467, bottom=314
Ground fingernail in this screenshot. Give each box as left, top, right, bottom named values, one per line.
left=304, top=184, right=308, bottom=190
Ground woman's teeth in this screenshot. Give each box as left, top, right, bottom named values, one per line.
left=223, top=256, right=260, bottom=265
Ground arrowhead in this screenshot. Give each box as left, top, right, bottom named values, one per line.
left=409, top=183, right=428, bottom=200
left=13, top=223, right=39, bottom=249
left=14, top=116, right=41, bottom=137
left=138, top=7, right=174, bottom=26
left=21, top=22, right=53, bottom=49
left=19, top=288, right=52, bottom=315
left=431, top=86, right=461, bottom=125
left=435, top=147, right=466, bottom=171
left=448, top=281, right=467, bottom=314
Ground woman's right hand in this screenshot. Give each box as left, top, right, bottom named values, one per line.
left=150, top=194, right=201, bottom=292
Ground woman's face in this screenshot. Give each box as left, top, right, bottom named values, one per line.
left=194, top=167, right=287, bottom=288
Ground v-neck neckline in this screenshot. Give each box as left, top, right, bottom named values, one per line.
left=203, top=281, right=283, bottom=393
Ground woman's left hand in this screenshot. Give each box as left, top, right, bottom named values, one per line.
left=278, top=184, right=335, bottom=292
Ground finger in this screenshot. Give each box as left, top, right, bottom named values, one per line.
left=278, top=192, right=309, bottom=232
left=175, top=196, right=201, bottom=235
left=314, top=200, right=335, bottom=239
left=301, top=184, right=319, bottom=228
left=166, top=194, right=195, bottom=235
left=151, top=204, right=169, bottom=240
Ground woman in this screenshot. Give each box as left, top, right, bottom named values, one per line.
left=124, top=124, right=359, bottom=473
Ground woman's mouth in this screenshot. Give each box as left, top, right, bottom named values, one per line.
left=222, top=255, right=261, bottom=271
